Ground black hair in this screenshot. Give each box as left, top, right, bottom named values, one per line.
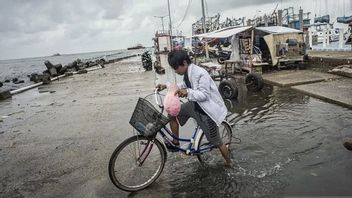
left=167, top=50, right=191, bottom=70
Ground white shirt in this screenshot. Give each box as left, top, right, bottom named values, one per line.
left=177, top=63, right=227, bottom=126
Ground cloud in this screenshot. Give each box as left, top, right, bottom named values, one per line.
left=0, top=0, right=351, bottom=60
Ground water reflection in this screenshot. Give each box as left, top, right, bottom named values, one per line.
left=159, top=82, right=352, bottom=197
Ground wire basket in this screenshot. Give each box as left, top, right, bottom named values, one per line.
left=129, top=98, right=169, bottom=137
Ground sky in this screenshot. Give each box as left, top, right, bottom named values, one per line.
left=0, top=0, right=351, bottom=60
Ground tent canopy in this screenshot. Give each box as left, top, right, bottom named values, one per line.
left=256, top=26, right=302, bottom=34
left=202, top=26, right=252, bottom=38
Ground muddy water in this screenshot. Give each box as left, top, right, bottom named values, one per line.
left=144, top=84, right=352, bottom=197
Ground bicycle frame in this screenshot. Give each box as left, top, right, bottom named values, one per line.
left=152, top=88, right=215, bottom=155
left=158, top=125, right=215, bottom=155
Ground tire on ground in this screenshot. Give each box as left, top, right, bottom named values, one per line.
left=218, top=79, right=238, bottom=100
left=245, top=73, right=264, bottom=92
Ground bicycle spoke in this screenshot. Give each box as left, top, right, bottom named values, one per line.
left=109, top=136, right=165, bottom=191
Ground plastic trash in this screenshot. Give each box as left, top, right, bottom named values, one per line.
left=163, top=84, right=181, bottom=117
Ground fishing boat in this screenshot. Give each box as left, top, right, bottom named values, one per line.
left=51, top=53, right=61, bottom=56
left=127, top=44, right=145, bottom=50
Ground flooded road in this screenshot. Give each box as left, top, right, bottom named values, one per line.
left=140, top=84, right=352, bottom=197
left=1, top=58, right=351, bottom=197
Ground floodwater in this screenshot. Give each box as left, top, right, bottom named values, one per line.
left=140, top=82, right=352, bottom=197
left=1, top=56, right=351, bottom=197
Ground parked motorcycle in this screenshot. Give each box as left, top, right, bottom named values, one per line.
left=141, top=51, right=152, bottom=71
left=217, top=50, right=231, bottom=64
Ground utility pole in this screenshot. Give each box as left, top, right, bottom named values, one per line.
left=154, top=15, right=168, bottom=32
left=201, top=0, right=209, bottom=58
left=167, top=0, right=173, bottom=50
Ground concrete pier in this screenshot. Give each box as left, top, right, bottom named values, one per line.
left=263, top=70, right=352, bottom=109
left=263, top=70, right=342, bottom=87
left=292, top=78, right=352, bottom=109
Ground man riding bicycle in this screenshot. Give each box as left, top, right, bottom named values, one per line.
left=157, top=50, right=231, bottom=166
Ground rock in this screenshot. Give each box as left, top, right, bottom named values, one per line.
left=4, top=79, right=10, bottom=83
left=42, top=70, right=49, bottom=75
left=344, top=140, right=352, bottom=151
left=14, top=80, right=25, bottom=84
left=65, top=72, right=74, bottom=76
left=96, top=59, right=106, bottom=66
left=54, top=64, right=63, bottom=72
left=72, top=60, right=78, bottom=68
left=29, top=73, right=39, bottom=82
left=329, top=65, right=352, bottom=78
left=58, top=66, right=68, bottom=75
left=77, top=69, right=88, bottom=74
left=66, top=63, right=73, bottom=69
left=0, top=89, right=12, bottom=100
left=44, top=60, right=55, bottom=69
left=12, top=78, right=18, bottom=83
left=88, top=62, right=97, bottom=67
left=42, top=74, right=51, bottom=84
left=77, top=63, right=85, bottom=70
left=67, top=61, right=78, bottom=70
left=49, top=67, right=58, bottom=77
left=30, top=73, right=51, bottom=84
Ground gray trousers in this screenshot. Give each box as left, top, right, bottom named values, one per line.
left=177, top=102, right=222, bottom=147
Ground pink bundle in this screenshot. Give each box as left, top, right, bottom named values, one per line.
left=163, top=84, right=181, bottom=117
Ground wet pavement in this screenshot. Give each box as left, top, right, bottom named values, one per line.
left=0, top=57, right=352, bottom=197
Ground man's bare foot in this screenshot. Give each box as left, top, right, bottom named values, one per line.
left=224, top=161, right=232, bottom=168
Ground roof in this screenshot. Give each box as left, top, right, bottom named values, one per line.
left=202, top=26, right=252, bottom=38
left=256, top=26, right=302, bottom=34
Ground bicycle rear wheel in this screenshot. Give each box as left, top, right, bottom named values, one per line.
left=108, top=135, right=167, bottom=192
left=197, top=122, right=232, bottom=166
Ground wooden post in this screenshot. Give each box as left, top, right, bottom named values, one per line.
left=250, top=28, right=254, bottom=72
left=278, top=10, right=283, bottom=26
left=299, top=8, right=304, bottom=31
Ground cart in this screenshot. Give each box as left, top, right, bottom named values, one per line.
left=199, top=60, right=264, bottom=100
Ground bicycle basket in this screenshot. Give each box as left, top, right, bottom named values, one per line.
left=129, top=98, right=169, bottom=137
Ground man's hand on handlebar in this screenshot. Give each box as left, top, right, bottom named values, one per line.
left=175, top=89, right=188, bottom=98
left=156, top=84, right=167, bottom=91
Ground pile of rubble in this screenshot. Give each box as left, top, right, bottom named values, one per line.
left=0, top=58, right=106, bottom=99
left=328, top=65, right=352, bottom=78
left=0, top=55, right=140, bottom=100
left=29, top=58, right=106, bottom=84
left=0, top=78, right=25, bottom=88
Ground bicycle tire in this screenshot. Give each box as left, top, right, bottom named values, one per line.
left=108, top=135, right=167, bottom=192
left=197, top=122, right=232, bottom=165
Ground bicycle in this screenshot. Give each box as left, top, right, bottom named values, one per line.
left=108, top=89, right=233, bottom=192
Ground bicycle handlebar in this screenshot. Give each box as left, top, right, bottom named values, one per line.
left=154, top=88, right=163, bottom=108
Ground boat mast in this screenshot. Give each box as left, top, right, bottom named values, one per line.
left=154, top=15, right=168, bottom=32
left=201, top=0, right=209, bottom=58
left=167, top=0, right=173, bottom=50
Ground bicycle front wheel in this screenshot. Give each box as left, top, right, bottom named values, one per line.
left=108, top=135, right=167, bottom=192
left=197, top=122, right=232, bottom=166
